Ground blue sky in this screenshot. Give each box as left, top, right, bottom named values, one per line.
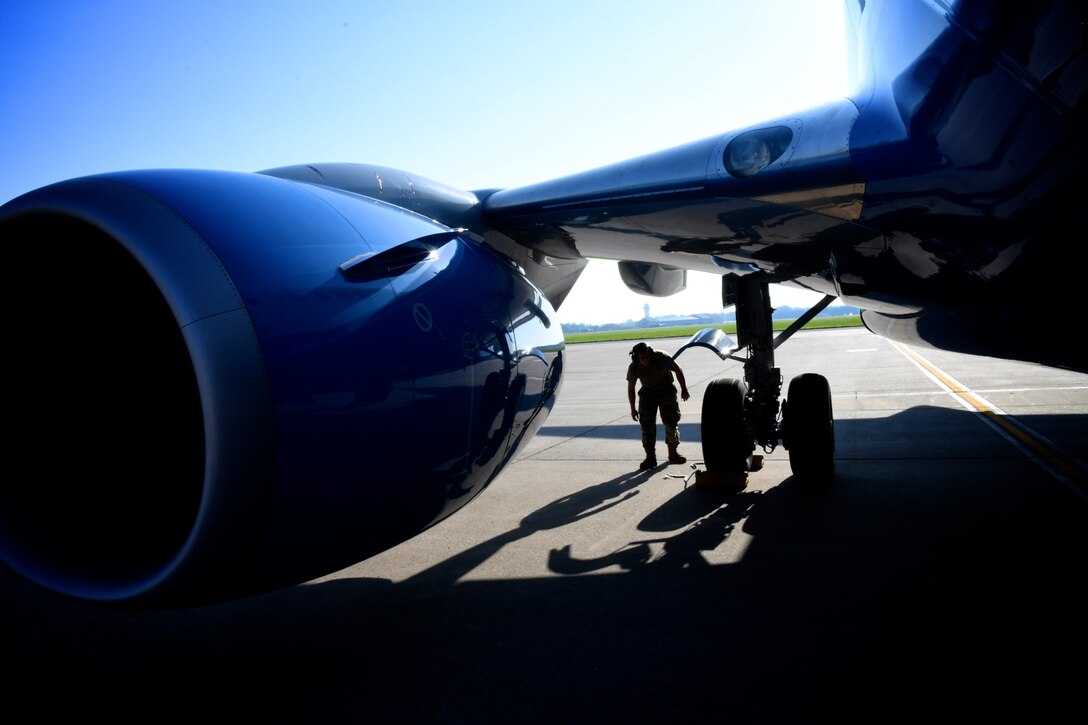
left=1, top=1, right=849, bottom=324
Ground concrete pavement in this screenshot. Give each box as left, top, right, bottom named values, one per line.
left=4, top=327, right=1086, bottom=723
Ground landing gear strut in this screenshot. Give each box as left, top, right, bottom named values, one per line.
left=699, top=276, right=836, bottom=483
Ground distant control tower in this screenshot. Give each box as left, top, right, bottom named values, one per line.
left=643, top=303, right=650, bottom=320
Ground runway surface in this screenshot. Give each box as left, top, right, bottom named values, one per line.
left=4, top=327, right=1087, bottom=723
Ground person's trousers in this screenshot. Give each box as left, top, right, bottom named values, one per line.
left=638, top=388, right=681, bottom=450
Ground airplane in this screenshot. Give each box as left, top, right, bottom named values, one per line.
left=0, top=0, right=1083, bottom=609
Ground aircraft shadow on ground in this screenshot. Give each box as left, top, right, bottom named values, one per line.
left=3, top=406, right=1086, bottom=723
left=542, top=406, right=1088, bottom=464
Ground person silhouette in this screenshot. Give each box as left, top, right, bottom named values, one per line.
left=626, top=342, right=690, bottom=470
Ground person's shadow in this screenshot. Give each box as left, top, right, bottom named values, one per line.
left=404, top=466, right=659, bottom=587
left=547, top=485, right=760, bottom=574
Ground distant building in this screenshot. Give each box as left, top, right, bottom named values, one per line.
left=652, top=315, right=701, bottom=326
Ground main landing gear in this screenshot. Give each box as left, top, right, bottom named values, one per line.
left=682, top=277, right=836, bottom=487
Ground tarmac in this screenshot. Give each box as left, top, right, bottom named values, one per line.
left=4, top=327, right=1087, bottom=723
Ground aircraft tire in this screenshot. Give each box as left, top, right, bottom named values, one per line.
left=783, top=373, right=835, bottom=482
left=701, top=378, right=751, bottom=473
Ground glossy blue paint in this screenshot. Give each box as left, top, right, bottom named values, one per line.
left=0, top=169, right=563, bottom=604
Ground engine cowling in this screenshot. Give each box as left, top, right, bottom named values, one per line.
left=0, top=169, right=564, bottom=608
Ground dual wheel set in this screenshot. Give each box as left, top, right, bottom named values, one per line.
left=700, top=373, right=835, bottom=483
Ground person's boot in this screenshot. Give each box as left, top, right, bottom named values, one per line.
left=639, top=449, right=657, bottom=470
left=668, top=445, right=687, bottom=464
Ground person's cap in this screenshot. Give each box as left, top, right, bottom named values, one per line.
left=631, top=343, right=649, bottom=355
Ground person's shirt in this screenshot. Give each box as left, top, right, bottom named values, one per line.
left=626, top=350, right=675, bottom=394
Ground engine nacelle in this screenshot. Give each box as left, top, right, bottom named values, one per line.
left=0, top=169, right=564, bottom=607
left=617, top=261, right=687, bottom=297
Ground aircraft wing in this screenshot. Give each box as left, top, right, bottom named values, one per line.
left=477, top=0, right=1087, bottom=374
left=0, top=0, right=1083, bottom=608
left=481, top=99, right=872, bottom=299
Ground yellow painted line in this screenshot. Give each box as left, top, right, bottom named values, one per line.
left=890, top=341, right=1088, bottom=495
